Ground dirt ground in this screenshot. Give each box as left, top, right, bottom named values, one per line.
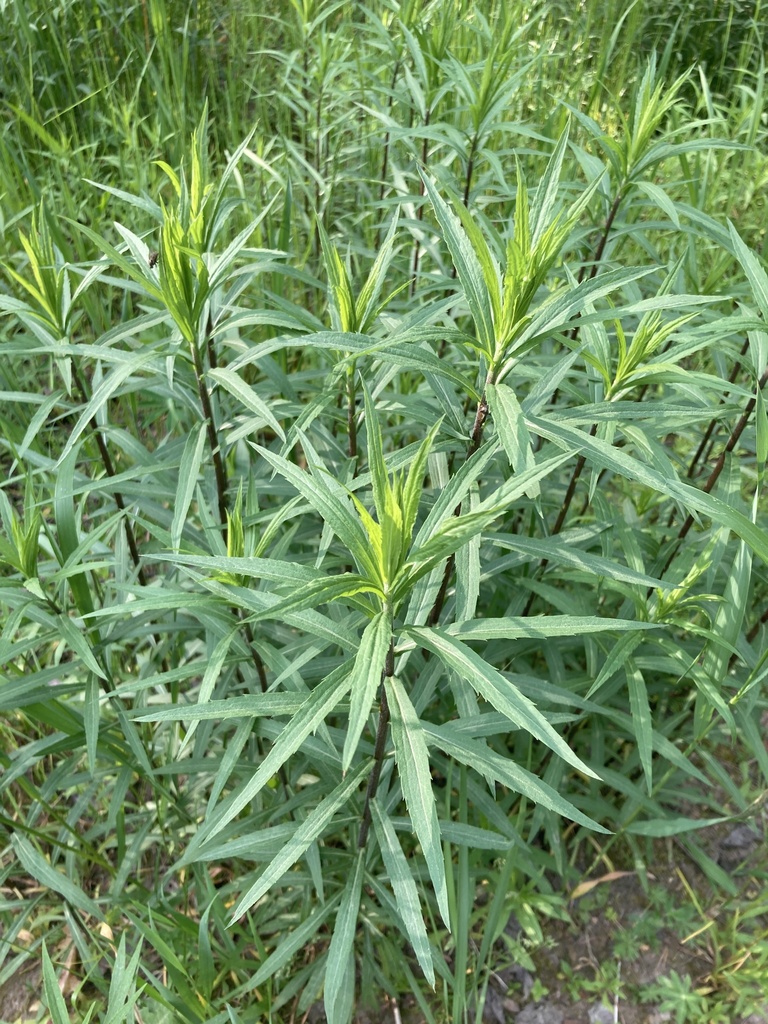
left=2, top=824, right=765, bottom=1023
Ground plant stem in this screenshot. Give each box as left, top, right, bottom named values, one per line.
left=523, top=423, right=599, bottom=616
left=346, top=363, right=358, bottom=461
left=190, top=340, right=229, bottom=538
left=358, top=638, right=394, bottom=849
left=577, top=189, right=624, bottom=285
left=70, top=363, right=148, bottom=586
left=685, top=337, right=749, bottom=480
left=427, top=381, right=492, bottom=627
left=658, top=361, right=768, bottom=581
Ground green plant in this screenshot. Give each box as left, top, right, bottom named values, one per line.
left=643, top=970, right=709, bottom=1024
left=0, top=4, right=767, bottom=1022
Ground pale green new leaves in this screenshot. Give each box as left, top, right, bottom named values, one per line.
left=318, top=212, right=401, bottom=334
left=421, top=123, right=601, bottom=369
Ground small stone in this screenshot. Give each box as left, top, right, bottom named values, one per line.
left=587, top=1005, right=614, bottom=1024
left=515, top=1001, right=564, bottom=1024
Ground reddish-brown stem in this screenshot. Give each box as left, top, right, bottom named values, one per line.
left=71, top=364, right=148, bottom=587
left=658, top=363, right=768, bottom=582
left=195, top=327, right=271, bottom=696
left=686, top=337, right=750, bottom=481
left=346, top=367, right=357, bottom=461
left=523, top=422, right=599, bottom=617
left=190, top=341, right=229, bottom=538
left=427, top=385, right=491, bottom=627
left=462, top=134, right=479, bottom=211
left=358, top=638, right=394, bottom=849
left=577, top=190, right=625, bottom=286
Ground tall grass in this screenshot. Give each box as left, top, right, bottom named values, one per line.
left=1, top=1, right=767, bottom=1021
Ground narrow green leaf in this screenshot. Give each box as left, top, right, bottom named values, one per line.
left=420, top=173, right=496, bottom=355
left=230, top=762, right=370, bottom=920
left=361, top=385, right=389, bottom=528
left=84, top=672, right=99, bottom=775
left=423, top=723, right=609, bottom=833
left=486, top=383, right=538, bottom=497
left=490, top=534, right=668, bottom=589
left=356, top=212, right=400, bottom=332
left=132, top=693, right=306, bottom=722
left=42, top=944, right=71, bottom=1024
left=386, top=675, right=450, bottom=925
left=171, top=422, right=207, bottom=551
left=12, top=834, right=104, bottom=920
left=529, top=123, right=569, bottom=247
left=528, top=414, right=768, bottom=564
left=57, top=614, right=106, bottom=680
left=253, top=442, right=376, bottom=579
left=448, top=616, right=659, bottom=640
left=343, top=612, right=391, bottom=772
left=401, top=419, right=442, bottom=555
left=195, top=661, right=354, bottom=847
left=55, top=353, right=154, bottom=468
left=324, top=851, right=365, bottom=1024
left=626, top=663, right=653, bottom=795
left=728, top=220, right=768, bottom=320
left=250, top=897, right=340, bottom=987
left=371, top=800, right=435, bottom=986
left=411, top=440, right=499, bottom=550
left=405, top=626, right=598, bottom=779
left=625, top=815, right=732, bottom=837
left=209, top=366, right=285, bottom=440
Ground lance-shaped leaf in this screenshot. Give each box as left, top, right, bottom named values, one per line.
left=371, top=799, right=435, bottom=985
left=385, top=675, right=450, bottom=926
left=421, top=172, right=498, bottom=358
left=355, top=211, right=401, bottom=333
left=486, top=382, right=538, bottom=497
left=343, top=612, right=392, bottom=773
left=318, top=219, right=356, bottom=333
left=208, top=366, right=285, bottom=440
left=404, top=626, right=598, bottom=779
left=527, top=414, right=768, bottom=565
left=361, top=383, right=389, bottom=530
left=422, top=724, right=609, bottom=833
left=324, top=851, right=365, bottom=1024
left=253, top=441, right=378, bottom=581
left=229, top=762, right=370, bottom=921
left=626, top=661, right=653, bottom=795
left=192, top=661, right=354, bottom=850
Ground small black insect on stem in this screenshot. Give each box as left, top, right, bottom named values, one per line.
left=147, top=250, right=159, bottom=269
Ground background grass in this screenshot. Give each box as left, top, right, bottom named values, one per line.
left=1, top=1, right=767, bottom=1022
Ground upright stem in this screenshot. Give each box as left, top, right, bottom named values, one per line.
left=190, top=340, right=229, bottom=538
left=427, top=378, right=492, bottom=627
left=577, top=189, right=624, bottom=286
left=346, top=363, right=358, bottom=461
left=657, top=362, right=768, bottom=583
left=194, top=328, right=271, bottom=697
left=685, top=337, right=749, bottom=481
left=461, top=133, right=479, bottom=211
left=377, top=58, right=403, bottom=216
left=70, top=363, right=147, bottom=587
left=358, top=638, right=394, bottom=849
left=523, top=423, right=599, bottom=616
left=409, top=110, right=432, bottom=299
